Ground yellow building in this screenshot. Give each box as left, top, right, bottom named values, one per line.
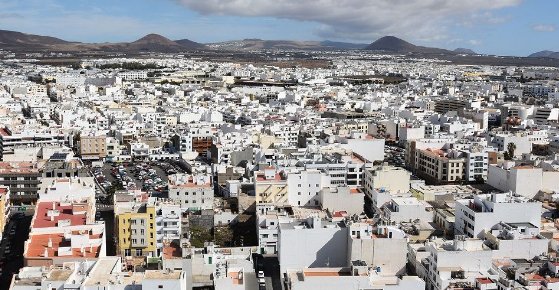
left=0, top=186, right=10, bottom=240
left=254, top=167, right=288, bottom=204
left=114, top=193, right=157, bottom=258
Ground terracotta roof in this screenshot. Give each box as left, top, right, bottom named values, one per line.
left=33, top=202, right=87, bottom=228
left=26, top=233, right=100, bottom=258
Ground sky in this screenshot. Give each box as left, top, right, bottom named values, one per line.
left=0, top=0, right=557, bottom=56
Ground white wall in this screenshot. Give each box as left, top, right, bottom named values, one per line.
left=278, top=224, right=348, bottom=273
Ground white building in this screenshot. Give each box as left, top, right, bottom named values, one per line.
left=168, top=174, right=213, bottom=211
left=287, top=169, right=331, bottom=207
left=278, top=216, right=348, bottom=273
left=454, top=192, right=541, bottom=238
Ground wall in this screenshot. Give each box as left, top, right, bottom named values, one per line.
left=278, top=224, right=349, bottom=273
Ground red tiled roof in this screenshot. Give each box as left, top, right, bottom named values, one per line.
left=33, top=202, right=87, bottom=228
left=26, top=233, right=100, bottom=258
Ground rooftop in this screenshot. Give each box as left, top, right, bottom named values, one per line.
left=33, top=201, right=88, bottom=228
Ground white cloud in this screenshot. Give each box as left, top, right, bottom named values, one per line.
left=468, top=39, right=482, bottom=46
left=175, top=0, right=522, bottom=41
left=532, top=24, right=556, bottom=32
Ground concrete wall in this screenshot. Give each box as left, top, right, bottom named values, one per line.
left=348, top=238, right=408, bottom=276
left=278, top=225, right=349, bottom=273
left=320, top=187, right=364, bottom=216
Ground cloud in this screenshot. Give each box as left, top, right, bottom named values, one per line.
left=532, top=24, right=556, bottom=32
left=0, top=13, right=23, bottom=19
left=468, top=39, right=482, bottom=46
left=174, top=0, right=522, bottom=41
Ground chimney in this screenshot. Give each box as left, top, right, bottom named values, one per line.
left=48, top=238, right=52, bottom=248
left=44, top=248, right=49, bottom=257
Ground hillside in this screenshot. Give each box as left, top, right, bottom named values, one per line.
left=365, top=36, right=454, bottom=54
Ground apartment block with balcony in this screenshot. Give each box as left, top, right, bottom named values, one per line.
left=254, top=167, right=288, bottom=205
left=114, top=193, right=157, bottom=258
left=155, top=201, right=182, bottom=254
left=168, top=173, right=213, bottom=211
left=78, top=134, right=107, bottom=160
left=0, top=161, right=41, bottom=205
left=455, top=192, right=541, bottom=239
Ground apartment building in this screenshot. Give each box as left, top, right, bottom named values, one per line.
left=286, top=169, right=330, bottom=207
left=0, top=162, right=41, bottom=205
left=278, top=216, right=348, bottom=273
left=114, top=193, right=157, bottom=258
left=363, top=165, right=411, bottom=200
left=10, top=257, right=187, bottom=290
left=420, top=237, right=493, bottom=290
left=168, top=174, right=213, bottom=211
left=319, top=186, right=364, bottom=216
left=454, top=192, right=541, bottom=238
left=381, top=197, right=432, bottom=224
left=0, top=127, right=65, bottom=161
left=254, top=167, right=288, bottom=205
left=78, top=134, right=107, bottom=160
left=256, top=207, right=293, bottom=255
left=347, top=223, right=408, bottom=275
left=414, top=148, right=467, bottom=184
left=155, top=201, right=182, bottom=254
left=304, top=154, right=368, bottom=187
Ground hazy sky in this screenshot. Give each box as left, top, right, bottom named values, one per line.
left=0, top=0, right=557, bottom=56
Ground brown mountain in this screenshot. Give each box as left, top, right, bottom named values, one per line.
left=123, top=34, right=184, bottom=52
left=0, top=29, right=71, bottom=50
left=529, top=50, right=559, bottom=59
left=208, top=39, right=367, bottom=50
left=0, top=30, right=205, bottom=53
left=365, top=36, right=454, bottom=54
left=175, top=38, right=206, bottom=50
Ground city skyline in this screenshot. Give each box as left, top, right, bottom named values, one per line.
left=0, top=0, right=557, bottom=56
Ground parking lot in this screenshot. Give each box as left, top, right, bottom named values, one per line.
left=93, top=160, right=185, bottom=200
left=384, top=145, right=406, bottom=168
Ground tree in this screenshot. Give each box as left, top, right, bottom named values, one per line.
left=505, top=142, right=516, bottom=160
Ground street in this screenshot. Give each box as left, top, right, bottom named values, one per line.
left=0, top=212, right=32, bottom=290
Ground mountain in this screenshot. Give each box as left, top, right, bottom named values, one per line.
left=529, top=50, right=559, bottom=59
left=208, top=39, right=367, bottom=51
left=0, top=30, right=204, bottom=53
left=0, top=29, right=71, bottom=50
left=454, top=48, right=477, bottom=55
left=319, top=40, right=368, bottom=50
left=123, top=34, right=185, bottom=52
left=365, top=36, right=453, bottom=54
left=175, top=38, right=206, bottom=50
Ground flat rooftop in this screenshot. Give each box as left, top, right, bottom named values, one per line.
left=33, top=201, right=87, bottom=228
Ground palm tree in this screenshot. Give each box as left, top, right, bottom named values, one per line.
left=506, top=142, right=516, bottom=160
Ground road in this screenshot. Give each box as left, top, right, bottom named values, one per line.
left=0, top=213, right=32, bottom=290
left=261, top=256, right=283, bottom=290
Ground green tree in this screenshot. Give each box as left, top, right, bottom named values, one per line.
left=505, top=142, right=516, bottom=160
